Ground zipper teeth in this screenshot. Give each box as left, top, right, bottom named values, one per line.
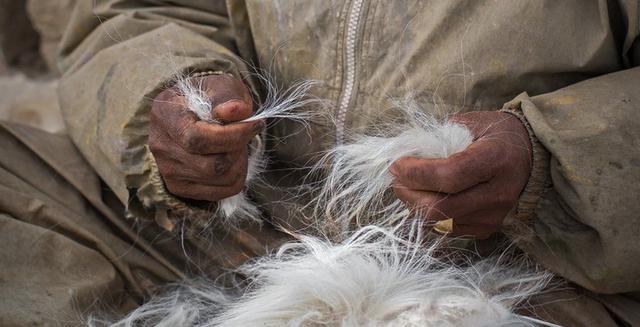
left=336, top=0, right=364, bottom=145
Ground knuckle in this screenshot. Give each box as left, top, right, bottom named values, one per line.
left=212, top=155, right=232, bottom=177
left=194, top=155, right=235, bottom=181
left=179, top=128, right=204, bottom=152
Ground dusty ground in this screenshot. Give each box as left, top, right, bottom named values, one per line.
left=0, top=0, right=73, bottom=133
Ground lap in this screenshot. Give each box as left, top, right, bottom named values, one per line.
left=0, top=122, right=180, bottom=325
left=4, top=121, right=634, bottom=326
left=0, top=214, right=133, bottom=326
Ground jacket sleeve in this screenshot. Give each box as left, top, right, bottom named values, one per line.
left=57, top=0, right=254, bottom=229
left=503, top=3, right=640, bottom=294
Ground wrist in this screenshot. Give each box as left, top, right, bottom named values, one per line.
left=499, top=106, right=550, bottom=222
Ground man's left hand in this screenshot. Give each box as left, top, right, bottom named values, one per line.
left=390, top=111, right=532, bottom=239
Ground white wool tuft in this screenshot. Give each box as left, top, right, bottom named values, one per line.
left=311, top=102, right=473, bottom=234
left=176, top=74, right=215, bottom=123
left=95, top=226, right=557, bottom=327
left=175, top=74, right=320, bottom=226
left=213, top=134, right=265, bottom=225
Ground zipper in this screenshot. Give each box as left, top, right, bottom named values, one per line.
left=336, top=0, right=365, bottom=145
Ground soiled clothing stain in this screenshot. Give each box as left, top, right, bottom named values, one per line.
left=1, top=0, right=640, bottom=326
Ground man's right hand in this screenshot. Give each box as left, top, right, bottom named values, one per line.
left=149, top=74, right=263, bottom=202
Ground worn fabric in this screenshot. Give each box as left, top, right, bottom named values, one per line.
left=0, top=121, right=284, bottom=326
left=7, top=0, right=638, bottom=325
left=0, top=124, right=627, bottom=327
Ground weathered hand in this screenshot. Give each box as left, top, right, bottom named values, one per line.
left=390, top=111, right=532, bottom=239
left=149, top=74, right=263, bottom=202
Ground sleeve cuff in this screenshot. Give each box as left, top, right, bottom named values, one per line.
left=500, top=94, right=551, bottom=223
left=127, top=146, right=216, bottom=231
left=122, top=61, right=258, bottom=231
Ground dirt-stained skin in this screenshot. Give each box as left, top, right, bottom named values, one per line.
left=149, top=74, right=262, bottom=202
left=391, top=111, right=531, bottom=239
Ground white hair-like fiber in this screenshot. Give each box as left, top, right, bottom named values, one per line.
left=89, top=97, right=558, bottom=326
left=92, top=225, right=557, bottom=327
left=175, top=73, right=319, bottom=226
left=310, top=101, right=473, bottom=234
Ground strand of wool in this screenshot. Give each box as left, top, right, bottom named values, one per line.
left=310, top=101, right=473, bottom=235
left=92, top=225, right=558, bottom=327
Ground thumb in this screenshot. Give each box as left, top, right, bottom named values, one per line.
left=213, top=99, right=253, bottom=124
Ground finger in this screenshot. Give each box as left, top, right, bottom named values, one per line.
left=446, top=223, right=494, bottom=240
left=152, top=98, right=262, bottom=154
left=425, top=208, right=505, bottom=239
left=164, top=178, right=246, bottom=202
left=187, top=149, right=249, bottom=186
left=392, top=185, right=458, bottom=221
left=389, top=140, right=502, bottom=193
left=392, top=180, right=506, bottom=223
left=196, top=73, right=254, bottom=123
left=179, top=120, right=263, bottom=154
left=156, top=147, right=249, bottom=186
left=213, top=99, right=254, bottom=123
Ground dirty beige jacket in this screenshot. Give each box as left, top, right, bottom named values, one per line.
left=58, top=0, right=639, bottom=304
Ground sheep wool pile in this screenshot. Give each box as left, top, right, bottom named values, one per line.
left=92, top=226, right=556, bottom=327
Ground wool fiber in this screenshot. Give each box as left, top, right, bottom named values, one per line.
left=311, top=102, right=473, bottom=235
left=94, top=225, right=557, bottom=327
left=89, top=95, right=558, bottom=327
